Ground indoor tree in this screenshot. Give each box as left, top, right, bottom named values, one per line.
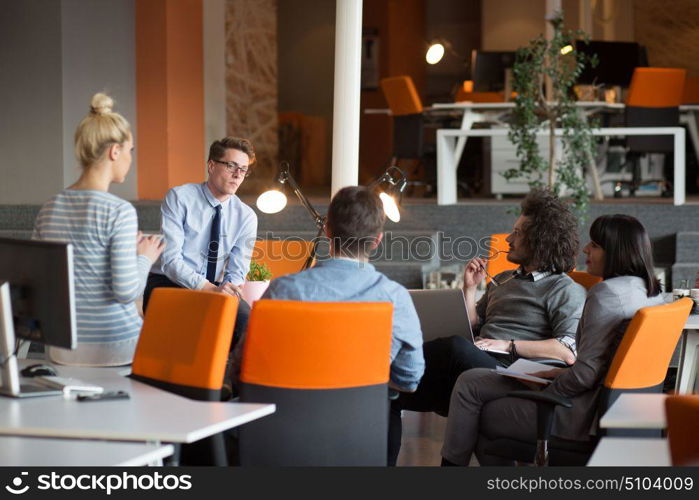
left=505, top=11, right=598, bottom=215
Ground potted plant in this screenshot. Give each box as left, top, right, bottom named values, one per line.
left=241, top=260, right=273, bottom=305
left=505, top=10, right=599, bottom=216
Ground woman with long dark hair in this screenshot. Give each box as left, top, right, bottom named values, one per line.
left=441, top=214, right=664, bottom=465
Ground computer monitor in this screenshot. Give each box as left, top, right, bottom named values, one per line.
left=0, top=238, right=77, bottom=397
left=471, top=50, right=516, bottom=92
left=575, top=40, right=648, bottom=87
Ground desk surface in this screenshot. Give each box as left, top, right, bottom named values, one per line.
left=587, top=437, right=670, bottom=466
left=0, top=436, right=173, bottom=466
left=0, top=364, right=275, bottom=443
left=599, top=393, right=667, bottom=429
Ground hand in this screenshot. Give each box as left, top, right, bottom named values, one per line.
left=137, top=233, right=165, bottom=263
left=529, top=367, right=566, bottom=380
left=217, top=282, right=242, bottom=298
left=463, top=257, right=487, bottom=290
left=474, top=337, right=510, bottom=352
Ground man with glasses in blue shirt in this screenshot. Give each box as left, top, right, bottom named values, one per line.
left=144, top=137, right=258, bottom=345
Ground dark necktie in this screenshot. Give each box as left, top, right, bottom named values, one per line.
left=206, top=205, right=222, bottom=283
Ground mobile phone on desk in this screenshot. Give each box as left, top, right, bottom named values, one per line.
left=76, top=390, right=130, bottom=402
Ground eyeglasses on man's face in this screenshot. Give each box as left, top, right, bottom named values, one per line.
left=212, top=159, right=251, bottom=177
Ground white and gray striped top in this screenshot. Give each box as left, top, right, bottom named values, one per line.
left=33, top=189, right=151, bottom=366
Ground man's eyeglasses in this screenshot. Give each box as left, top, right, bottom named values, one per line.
left=212, top=159, right=251, bottom=177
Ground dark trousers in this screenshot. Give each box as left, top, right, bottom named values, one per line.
left=143, top=272, right=251, bottom=350
left=387, top=336, right=502, bottom=464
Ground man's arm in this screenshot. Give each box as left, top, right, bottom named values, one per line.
left=462, top=258, right=488, bottom=330
left=222, top=210, right=258, bottom=286
left=474, top=278, right=584, bottom=364
left=388, top=288, right=425, bottom=392
left=159, top=189, right=207, bottom=290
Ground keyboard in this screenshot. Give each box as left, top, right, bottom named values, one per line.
left=34, top=376, right=104, bottom=395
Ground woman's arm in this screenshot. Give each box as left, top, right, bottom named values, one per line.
left=545, top=286, right=624, bottom=398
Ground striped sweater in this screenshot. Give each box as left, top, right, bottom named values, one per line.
left=33, top=189, right=151, bottom=366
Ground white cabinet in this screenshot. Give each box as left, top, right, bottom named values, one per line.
left=488, top=135, right=562, bottom=195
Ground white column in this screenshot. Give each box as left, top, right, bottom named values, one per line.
left=331, top=0, right=362, bottom=196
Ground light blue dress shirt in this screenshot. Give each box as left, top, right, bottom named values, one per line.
left=260, top=258, right=425, bottom=394
left=153, top=182, right=257, bottom=289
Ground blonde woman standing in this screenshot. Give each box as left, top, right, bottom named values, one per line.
left=33, top=93, right=164, bottom=366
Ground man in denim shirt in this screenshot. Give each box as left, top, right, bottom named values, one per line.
left=233, top=186, right=424, bottom=465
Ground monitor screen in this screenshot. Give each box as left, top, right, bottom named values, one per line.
left=0, top=238, right=76, bottom=349
left=575, top=40, right=648, bottom=87
left=471, top=50, right=516, bottom=92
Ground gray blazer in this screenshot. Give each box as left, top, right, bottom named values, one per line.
left=545, top=276, right=664, bottom=441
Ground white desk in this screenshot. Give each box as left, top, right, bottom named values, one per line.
left=0, top=364, right=275, bottom=443
left=599, top=393, right=667, bottom=430
left=437, top=126, right=686, bottom=205
left=587, top=437, right=670, bottom=466
left=0, top=436, right=173, bottom=466
left=431, top=101, right=699, bottom=205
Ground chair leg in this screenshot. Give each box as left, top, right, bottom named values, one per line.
left=534, top=439, right=549, bottom=466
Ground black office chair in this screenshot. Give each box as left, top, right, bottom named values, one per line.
left=612, top=68, right=686, bottom=197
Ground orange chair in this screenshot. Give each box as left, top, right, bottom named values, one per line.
left=238, top=300, right=393, bottom=465
left=252, top=239, right=314, bottom=278
left=485, top=233, right=517, bottom=282
left=681, top=75, right=699, bottom=105
left=131, top=288, right=239, bottom=465
left=614, top=68, right=687, bottom=196
left=665, top=395, right=699, bottom=465
left=380, top=75, right=423, bottom=116
left=380, top=75, right=433, bottom=193
left=454, top=80, right=506, bottom=103
left=567, top=271, right=602, bottom=290
left=485, top=297, right=693, bottom=465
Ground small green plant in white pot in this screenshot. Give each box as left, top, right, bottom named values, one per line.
left=242, top=260, right=273, bottom=305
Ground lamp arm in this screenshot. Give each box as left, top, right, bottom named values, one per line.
left=278, top=163, right=325, bottom=230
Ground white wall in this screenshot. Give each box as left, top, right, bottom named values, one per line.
left=204, top=0, right=226, bottom=164
left=61, top=0, right=137, bottom=201
left=0, top=0, right=137, bottom=204
left=0, top=0, right=65, bottom=205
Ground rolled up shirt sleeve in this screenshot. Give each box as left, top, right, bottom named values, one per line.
left=545, top=280, right=586, bottom=356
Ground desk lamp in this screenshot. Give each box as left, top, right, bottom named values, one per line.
left=256, top=164, right=408, bottom=269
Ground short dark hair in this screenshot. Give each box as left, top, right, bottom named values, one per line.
left=207, top=137, right=256, bottom=166
left=520, top=188, right=579, bottom=273
left=326, top=186, right=385, bottom=258
left=589, top=214, right=660, bottom=296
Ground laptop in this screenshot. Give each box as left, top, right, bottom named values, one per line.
left=408, top=288, right=509, bottom=354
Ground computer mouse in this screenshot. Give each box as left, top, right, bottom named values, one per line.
left=20, top=364, right=57, bottom=377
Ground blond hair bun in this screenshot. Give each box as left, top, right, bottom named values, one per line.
left=90, top=93, right=114, bottom=115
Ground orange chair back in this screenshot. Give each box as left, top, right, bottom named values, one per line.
left=567, top=271, right=602, bottom=291
left=380, top=76, right=423, bottom=116
left=682, top=75, right=699, bottom=104
left=252, top=239, right=314, bottom=279
left=132, top=288, right=238, bottom=391
left=665, top=395, right=699, bottom=465
left=240, top=300, right=392, bottom=389
left=486, top=233, right=517, bottom=282
left=454, top=81, right=505, bottom=103
left=626, top=68, right=686, bottom=108
left=604, top=298, right=692, bottom=389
